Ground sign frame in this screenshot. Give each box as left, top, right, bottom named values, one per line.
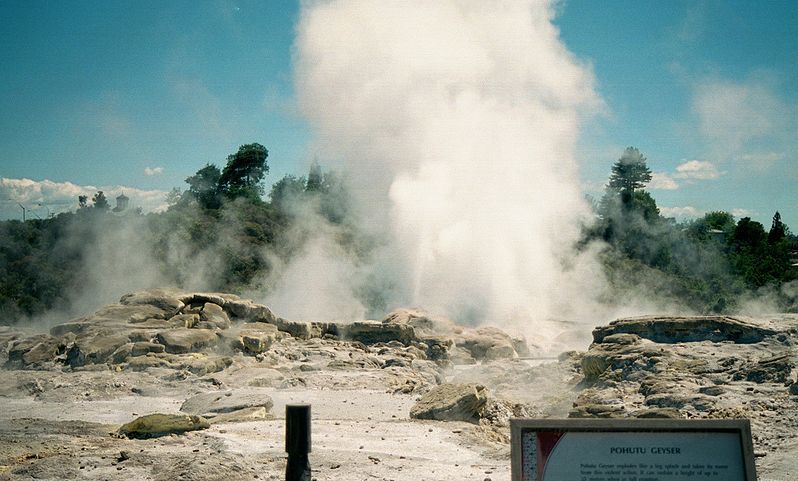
left=510, top=418, right=756, bottom=481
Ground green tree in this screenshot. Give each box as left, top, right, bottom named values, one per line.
left=688, top=211, right=735, bottom=242
left=219, top=143, right=269, bottom=200
left=607, top=147, right=652, bottom=206
left=768, top=211, right=786, bottom=244
left=185, top=164, right=222, bottom=209
left=731, top=217, right=767, bottom=251
left=92, top=191, right=109, bottom=210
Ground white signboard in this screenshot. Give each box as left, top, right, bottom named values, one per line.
left=511, top=419, right=756, bottom=481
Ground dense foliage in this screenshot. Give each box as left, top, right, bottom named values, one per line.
left=0, top=143, right=366, bottom=323
left=586, top=147, right=797, bottom=313
left=1, top=144, right=795, bottom=323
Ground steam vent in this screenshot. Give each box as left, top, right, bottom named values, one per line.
left=0, top=288, right=794, bottom=479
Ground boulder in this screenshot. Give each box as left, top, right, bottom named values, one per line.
left=421, top=336, right=453, bottom=361
left=6, top=334, right=62, bottom=369
left=592, top=316, right=778, bottom=344
left=178, top=292, right=232, bottom=308
left=241, top=332, right=277, bottom=354
left=50, top=320, right=94, bottom=337
left=731, top=354, right=793, bottom=383
left=93, top=304, right=168, bottom=323
left=180, top=390, right=273, bottom=418
left=110, top=342, right=166, bottom=364
left=209, top=406, right=270, bottom=424
left=198, top=303, right=230, bottom=329
left=456, top=326, right=518, bottom=361
left=272, top=318, right=318, bottom=339
left=118, top=413, right=209, bottom=439
left=123, top=352, right=232, bottom=375
left=382, top=308, right=457, bottom=335
left=224, top=300, right=277, bottom=323
left=156, top=328, right=218, bottom=354
left=410, top=383, right=488, bottom=423
left=168, top=314, right=199, bottom=329
left=343, top=321, right=416, bottom=345
left=229, top=323, right=281, bottom=354
left=64, top=333, right=131, bottom=367
left=120, top=289, right=185, bottom=316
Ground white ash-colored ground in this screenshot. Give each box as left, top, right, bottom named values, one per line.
left=1, top=290, right=796, bottom=481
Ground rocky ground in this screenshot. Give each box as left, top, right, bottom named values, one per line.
left=0, top=289, right=795, bottom=480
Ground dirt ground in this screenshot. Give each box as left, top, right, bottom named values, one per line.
left=0, top=354, right=559, bottom=481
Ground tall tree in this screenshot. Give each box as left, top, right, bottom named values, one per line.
left=768, top=211, right=786, bottom=244
left=185, top=164, right=222, bottom=209
left=607, top=147, right=652, bottom=206
left=219, top=143, right=269, bottom=200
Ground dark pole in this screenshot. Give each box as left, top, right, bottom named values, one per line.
left=285, top=404, right=311, bottom=481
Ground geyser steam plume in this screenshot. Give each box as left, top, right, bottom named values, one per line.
left=294, top=0, right=604, bottom=325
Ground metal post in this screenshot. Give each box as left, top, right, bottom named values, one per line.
left=285, top=404, right=311, bottom=481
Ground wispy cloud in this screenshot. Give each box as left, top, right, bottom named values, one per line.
left=690, top=75, right=796, bottom=171
left=649, top=159, right=722, bottom=190
left=731, top=208, right=755, bottom=219
left=144, top=166, right=164, bottom=176
left=737, top=152, right=785, bottom=169
left=649, top=172, right=679, bottom=190
left=0, top=177, right=168, bottom=219
left=660, top=206, right=703, bottom=219
left=660, top=205, right=756, bottom=222
left=674, top=159, right=721, bottom=180
left=673, top=3, right=707, bottom=44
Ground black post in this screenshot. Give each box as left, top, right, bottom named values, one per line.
left=285, top=404, right=311, bottom=481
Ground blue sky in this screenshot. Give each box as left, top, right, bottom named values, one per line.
left=1, top=0, right=795, bottom=228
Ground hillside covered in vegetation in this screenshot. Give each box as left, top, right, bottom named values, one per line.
left=1, top=144, right=796, bottom=324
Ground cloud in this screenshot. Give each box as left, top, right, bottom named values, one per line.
left=737, top=152, right=785, bottom=169
left=144, top=166, right=164, bottom=176
left=649, top=172, right=679, bottom=190
left=0, top=177, right=168, bottom=219
left=674, top=159, right=721, bottom=180
left=693, top=79, right=778, bottom=149
left=690, top=76, right=796, bottom=170
left=659, top=206, right=757, bottom=223
left=649, top=159, right=721, bottom=190
left=731, top=208, right=754, bottom=219
left=660, top=206, right=703, bottom=219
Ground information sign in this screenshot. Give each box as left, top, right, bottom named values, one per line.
left=511, top=419, right=756, bottom=481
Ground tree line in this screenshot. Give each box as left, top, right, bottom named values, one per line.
left=0, top=144, right=795, bottom=323
left=585, top=147, right=797, bottom=312
left=0, top=143, right=365, bottom=321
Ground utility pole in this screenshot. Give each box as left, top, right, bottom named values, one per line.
left=17, top=203, right=26, bottom=222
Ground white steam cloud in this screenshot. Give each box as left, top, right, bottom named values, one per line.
left=292, top=0, right=606, bottom=327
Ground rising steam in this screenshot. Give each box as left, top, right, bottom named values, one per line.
left=292, top=0, right=605, bottom=326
